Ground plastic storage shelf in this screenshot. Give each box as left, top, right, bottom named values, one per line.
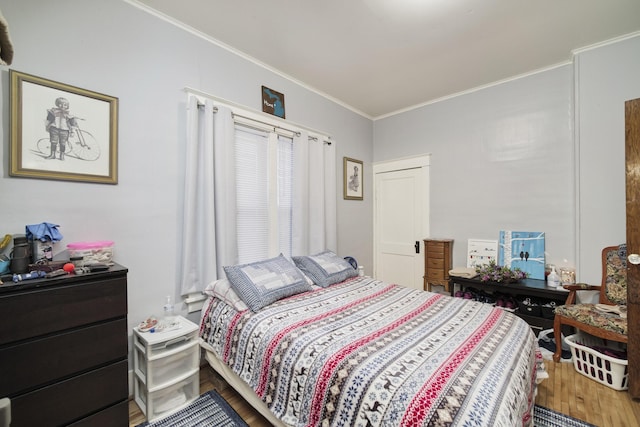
left=133, top=316, right=200, bottom=421
left=134, top=371, right=199, bottom=421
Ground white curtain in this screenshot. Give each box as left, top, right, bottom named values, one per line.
left=180, top=95, right=336, bottom=295
left=292, top=131, right=337, bottom=255
left=180, top=97, right=236, bottom=296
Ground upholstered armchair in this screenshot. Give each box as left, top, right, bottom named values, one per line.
left=553, top=244, right=628, bottom=362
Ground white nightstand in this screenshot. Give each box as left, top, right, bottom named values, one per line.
left=133, top=316, right=200, bottom=421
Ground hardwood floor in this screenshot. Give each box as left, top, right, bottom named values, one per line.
left=129, top=361, right=640, bottom=426
left=537, top=360, right=640, bottom=426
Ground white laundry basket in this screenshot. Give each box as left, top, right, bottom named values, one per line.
left=565, top=333, right=628, bottom=390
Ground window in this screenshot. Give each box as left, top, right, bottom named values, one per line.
left=181, top=94, right=336, bottom=298
left=235, top=126, right=294, bottom=263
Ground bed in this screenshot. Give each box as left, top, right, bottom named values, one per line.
left=199, top=254, right=543, bottom=427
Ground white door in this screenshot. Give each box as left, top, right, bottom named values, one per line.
left=374, top=156, right=430, bottom=290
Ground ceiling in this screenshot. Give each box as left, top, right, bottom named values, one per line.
left=134, top=0, right=640, bottom=119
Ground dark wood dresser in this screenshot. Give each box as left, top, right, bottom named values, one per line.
left=0, top=265, right=128, bottom=427
left=449, top=275, right=570, bottom=335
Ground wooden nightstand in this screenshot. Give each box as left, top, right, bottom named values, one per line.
left=423, top=238, right=453, bottom=292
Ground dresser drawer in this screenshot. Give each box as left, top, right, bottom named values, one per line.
left=135, top=340, right=199, bottom=390
left=134, top=370, right=200, bottom=422
left=0, top=318, right=127, bottom=397
left=426, top=258, right=445, bottom=270
left=67, top=400, right=129, bottom=427
left=10, top=360, right=128, bottom=427
left=427, top=269, right=447, bottom=281
left=0, top=276, right=127, bottom=346
left=426, top=241, right=446, bottom=253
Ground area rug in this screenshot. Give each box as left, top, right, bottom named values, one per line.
left=136, top=390, right=248, bottom=427
left=534, top=404, right=597, bottom=427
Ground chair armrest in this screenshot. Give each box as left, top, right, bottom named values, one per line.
left=561, top=283, right=601, bottom=305
left=562, top=283, right=601, bottom=292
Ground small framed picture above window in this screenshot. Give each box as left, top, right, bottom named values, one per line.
left=262, top=86, right=285, bottom=119
left=343, top=157, right=363, bottom=200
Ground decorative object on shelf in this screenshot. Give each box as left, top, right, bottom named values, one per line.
left=547, top=265, right=561, bottom=287
left=475, top=259, right=528, bottom=283
left=559, top=267, right=576, bottom=286
left=467, top=238, right=498, bottom=268
left=498, top=230, right=545, bottom=279
left=9, top=70, right=119, bottom=184
left=26, top=221, right=63, bottom=263
left=343, top=157, right=363, bottom=200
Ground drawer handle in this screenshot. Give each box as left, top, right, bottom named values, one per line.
left=164, top=336, right=188, bottom=349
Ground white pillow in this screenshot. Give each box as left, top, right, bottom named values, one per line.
left=204, top=278, right=249, bottom=312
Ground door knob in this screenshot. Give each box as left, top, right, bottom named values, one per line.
left=415, top=241, right=420, bottom=254
left=628, top=254, right=640, bottom=265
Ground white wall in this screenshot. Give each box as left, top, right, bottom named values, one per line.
left=575, top=35, right=640, bottom=282
left=0, top=0, right=373, bottom=334
left=374, top=34, right=640, bottom=285
left=374, top=65, right=575, bottom=277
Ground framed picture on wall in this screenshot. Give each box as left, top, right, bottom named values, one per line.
left=9, top=70, right=119, bottom=184
left=262, top=85, right=285, bottom=119
left=343, top=157, right=363, bottom=200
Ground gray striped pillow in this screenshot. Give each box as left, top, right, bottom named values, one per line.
left=223, top=254, right=312, bottom=311
left=293, top=251, right=357, bottom=288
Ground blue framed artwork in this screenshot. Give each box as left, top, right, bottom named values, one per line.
left=262, top=86, right=285, bottom=119
left=498, top=231, right=545, bottom=280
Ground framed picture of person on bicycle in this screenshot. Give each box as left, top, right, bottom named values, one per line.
left=9, top=70, right=118, bottom=184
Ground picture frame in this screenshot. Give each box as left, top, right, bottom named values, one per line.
left=9, top=70, right=119, bottom=184
left=343, top=157, right=363, bottom=200
left=261, top=85, right=285, bottom=119
left=467, top=239, right=498, bottom=268
left=498, top=230, right=546, bottom=280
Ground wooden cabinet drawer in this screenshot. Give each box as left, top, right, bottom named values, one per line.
left=0, top=276, right=127, bottom=346
left=426, top=241, right=446, bottom=253
left=10, top=360, right=128, bottom=427
left=427, top=269, right=446, bottom=281
left=426, top=258, right=444, bottom=270
left=0, top=318, right=127, bottom=397
left=423, top=239, right=453, bottom=290
left=67, top=400, right=129, bottom=427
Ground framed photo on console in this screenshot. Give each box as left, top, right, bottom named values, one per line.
left=9, top=70, right=119, bottom=184
left=343, top=157, right=363, bottom=200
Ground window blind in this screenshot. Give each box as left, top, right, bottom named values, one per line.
left=235, top=126, right=294, bottom=263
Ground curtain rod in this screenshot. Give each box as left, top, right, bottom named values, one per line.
left=187, top=87, right=333, bottom=145
left=197, top=102, right=332, bottom=145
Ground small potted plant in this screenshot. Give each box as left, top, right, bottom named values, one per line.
left=475, top=260, right=528, bottom=283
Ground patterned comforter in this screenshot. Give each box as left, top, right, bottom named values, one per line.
left=200, top=277, right=539, bottom=427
